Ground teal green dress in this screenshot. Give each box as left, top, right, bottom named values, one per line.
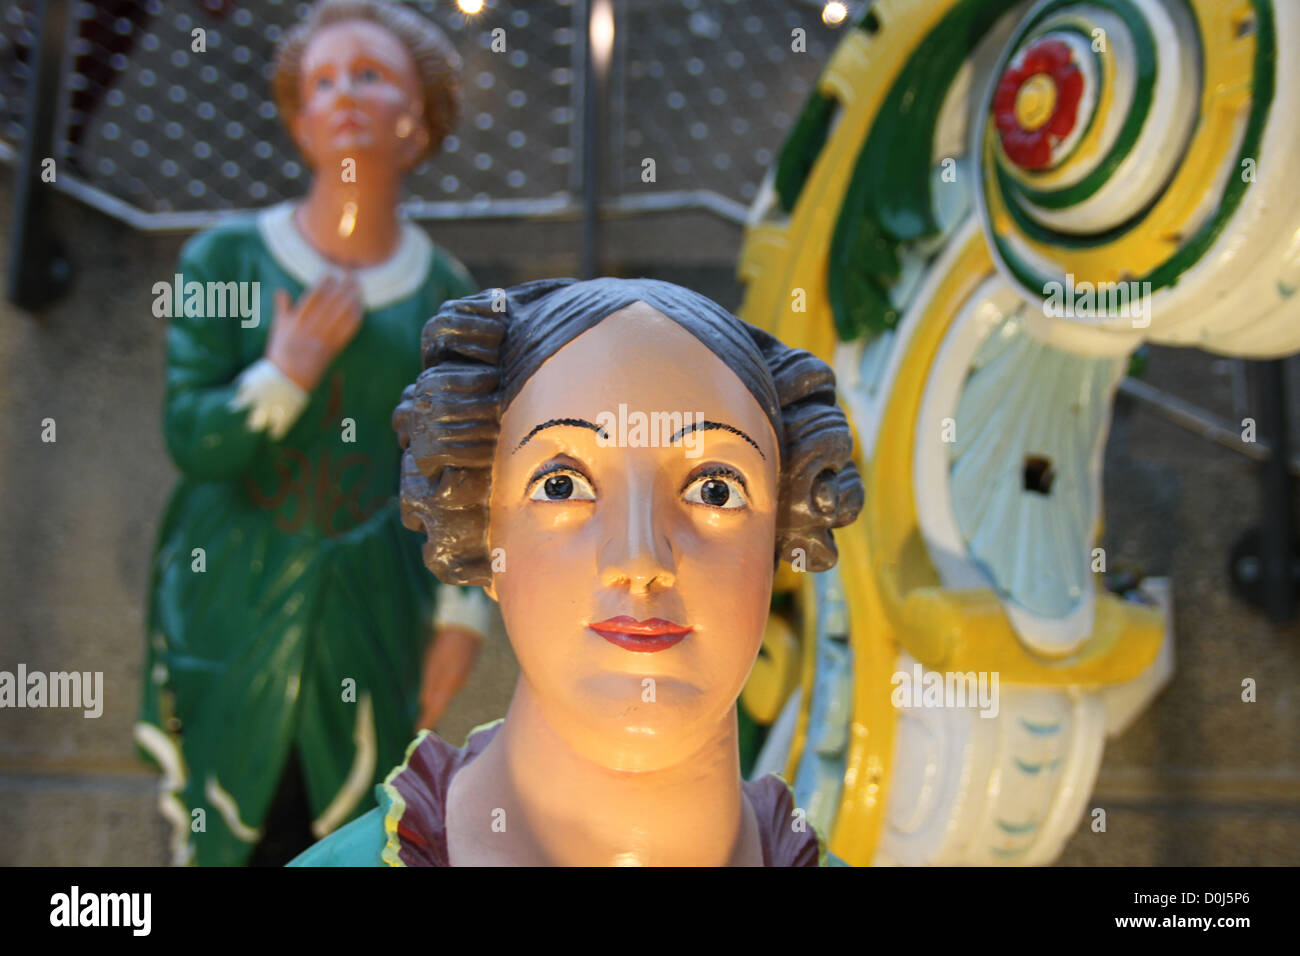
left=136, top=203, right=476, bottom=866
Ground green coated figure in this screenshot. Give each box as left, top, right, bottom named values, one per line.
left=136, top=0, right=490, bottom=866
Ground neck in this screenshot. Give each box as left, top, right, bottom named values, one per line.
left=481, top=679, right=754, bottom=866
left=295, top=165, right=404, bottom=268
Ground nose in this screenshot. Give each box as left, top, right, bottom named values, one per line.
left=332, top=71, right=358, bottom=101
left=598, top=479, right=677, bottom=595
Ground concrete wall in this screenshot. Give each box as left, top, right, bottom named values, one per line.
left=1, top=172, right=1297, bottom=865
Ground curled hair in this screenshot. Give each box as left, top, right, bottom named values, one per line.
left=273, top=0, right=461, bottom=161
left=393, top=279, right=864, bottom=586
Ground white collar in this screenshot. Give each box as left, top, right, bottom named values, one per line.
left=257, top=200, right=433, bottom=310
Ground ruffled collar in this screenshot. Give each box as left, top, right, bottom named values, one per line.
left=257, top=200, right=433, bottom=310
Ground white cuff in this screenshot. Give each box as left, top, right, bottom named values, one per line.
left=227, top=358, right=310, bottom=441
left=433, top=586, right=491, bottom=639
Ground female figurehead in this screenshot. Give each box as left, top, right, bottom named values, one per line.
left=293, top=277, right=863, bottom=866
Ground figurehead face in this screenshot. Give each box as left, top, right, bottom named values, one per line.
left=273, top=0, right=460, bottom=172
left=487, top=302, right=781, bottom=771
left=393, top=277, right=864, bottom=773
left=289, top=18, right=429, bottom=173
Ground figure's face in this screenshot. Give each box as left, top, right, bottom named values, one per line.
left=291, top=19, right=428, bottom=171
left=488, top=303, right=780, bottom=772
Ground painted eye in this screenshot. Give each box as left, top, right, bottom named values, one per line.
left=315, top=76, right=333, bottom=91
left=683, top=474, right=747, bottom=510
left=357, top=68, right=380, bottom=84
left=528, top=469, right=596, bottom=502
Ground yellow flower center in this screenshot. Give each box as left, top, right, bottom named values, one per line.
left=1014, top=73, right=1058, bottom=131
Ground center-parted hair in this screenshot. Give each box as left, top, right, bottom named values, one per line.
left=393, top=278, right=864, bottom=586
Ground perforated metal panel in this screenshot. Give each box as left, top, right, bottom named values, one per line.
left=0, top=0, right=849, bottom=224
left=0, top=1, right=39, bottom=152
left=613, top=0, right=830, bottom=205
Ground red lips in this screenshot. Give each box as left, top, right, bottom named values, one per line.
left=588, top=616, right=692, bottom=653
left=333, top=111, right=368, bottom=132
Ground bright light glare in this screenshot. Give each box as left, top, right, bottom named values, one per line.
left=457, top=0, right=484, bottom=15
left=823, top=2, right=848, bottom=26
left=591, top=0, right=615, bottom=74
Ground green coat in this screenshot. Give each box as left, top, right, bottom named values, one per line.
left=136, top=204, right=475, bottom=866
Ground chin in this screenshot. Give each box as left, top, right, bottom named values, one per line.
left=329, top=132, right=379, bottom=152
left=561, top=674, right=733, bottom=771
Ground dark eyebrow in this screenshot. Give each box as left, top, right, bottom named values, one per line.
left=513, top=417, right=609, bottom=453
left=669, top=420, right=766, bottom=460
